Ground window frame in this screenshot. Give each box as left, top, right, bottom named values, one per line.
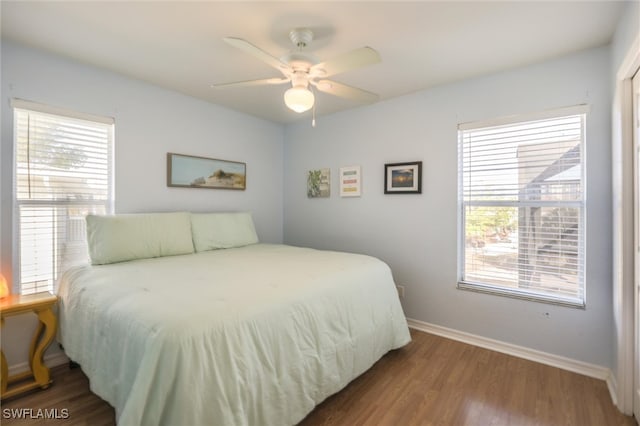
left=457, top=105, right=589, bottom=308
left=11, top=99, right=115, bottom=295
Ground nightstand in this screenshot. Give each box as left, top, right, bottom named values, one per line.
left=1, top=292, right=58, bottom=399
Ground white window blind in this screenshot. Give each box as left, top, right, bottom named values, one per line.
left=13, top=100, right=114, bottom=295
left=458, top=107, right=586, bottom=307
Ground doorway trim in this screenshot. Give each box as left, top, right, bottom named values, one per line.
left=612, top=32, right=640, bottom=415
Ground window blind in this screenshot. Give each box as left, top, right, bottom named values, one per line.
left=14, top=103, right=114, bottom=295
left=458, top=108, right=586, bottom=306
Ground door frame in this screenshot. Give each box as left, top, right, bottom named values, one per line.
left=633, top=67, right=640, bottom=421
left=612, top=32, right=640, bottom=416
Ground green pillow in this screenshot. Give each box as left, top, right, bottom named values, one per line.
left=190, top=212, right=259, bottom=252
left=86, top=212, right=194, bottom=265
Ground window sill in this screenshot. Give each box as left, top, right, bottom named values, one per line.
left=457, top=281, right=586, bottom=309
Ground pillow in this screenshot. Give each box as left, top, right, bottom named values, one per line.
left=86, top=212, right=194, bottom=265
left=190, top=212, right=259, bottom=252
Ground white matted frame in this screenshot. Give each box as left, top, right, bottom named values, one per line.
left=340, top=166, right=361, bottom=197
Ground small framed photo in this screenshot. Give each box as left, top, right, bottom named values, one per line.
left=167, top=152, right=246, bottom=190
left=384, top=161, right=422, bottom=194
left=307, top=168, right=330, bottom=198
left=340, top=165, right=361, bottom=197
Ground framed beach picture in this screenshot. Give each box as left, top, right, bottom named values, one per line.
left=384, top=161, right=422, bottom=194
left=340, top=165, right=361, bottom=197
left=167, top=153, right=246, bottom=190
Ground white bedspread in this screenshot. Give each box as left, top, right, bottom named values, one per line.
left=57, top=244, right=410, bottom=425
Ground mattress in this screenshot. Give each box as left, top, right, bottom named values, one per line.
left=57, top=243, right=411, bottom=425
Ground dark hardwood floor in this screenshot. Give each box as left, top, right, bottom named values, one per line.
left=2, top=329, right=636, bottom=425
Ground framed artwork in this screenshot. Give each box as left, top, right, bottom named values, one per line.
left=384, top=161, right=422, bottom=194
left=307, top=168, right=330, bottom=198
left=167, top=152, right=246, bottom=190
left=340, top=166, right=361, bottom=197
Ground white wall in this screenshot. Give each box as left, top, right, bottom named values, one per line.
left=0, top=40, right=284, bottom=368
left=284, top=46, right=613, bottom=367
left=610, top=1, right=639, bottom=83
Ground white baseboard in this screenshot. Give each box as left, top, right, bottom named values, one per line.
left=8, top=352, right=69, bottom=377
left=606, top=371, right=618, bottom=408
left=407, top=318, right=613, bottom=383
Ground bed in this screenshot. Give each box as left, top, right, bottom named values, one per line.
left=56, top=212, right=411, bottom=425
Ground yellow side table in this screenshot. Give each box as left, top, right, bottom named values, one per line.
left=1, top=292, right=58, bottom=399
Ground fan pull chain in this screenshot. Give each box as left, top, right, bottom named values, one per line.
left=312, top=102, right=316, bottom=127
left=311, top=85, right=317, bottom=127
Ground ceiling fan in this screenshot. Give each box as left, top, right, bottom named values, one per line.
left=211, top=28, right=381, bottom=115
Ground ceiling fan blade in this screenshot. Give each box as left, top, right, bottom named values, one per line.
left=311, top=47, right=381, bottom=78
left=223, top=37, right=289, bottom=72
left=313, top=80, right=379, bottom=103
left=211, top=77, right=290, bottom=89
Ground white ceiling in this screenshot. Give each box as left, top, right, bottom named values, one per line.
left=1, top=1, right=626, bottom=124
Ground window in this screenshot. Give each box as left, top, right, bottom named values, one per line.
left=458, top=106, right=587, bottom=307
left=13, top=100, right=114, bottom=295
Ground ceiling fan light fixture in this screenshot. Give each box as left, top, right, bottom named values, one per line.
left=284, top=86, right=314, bottom=113
left=215, top=29, right=382, bottom=118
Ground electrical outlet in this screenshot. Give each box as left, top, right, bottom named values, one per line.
left=396, top=285, right=405, bottom=299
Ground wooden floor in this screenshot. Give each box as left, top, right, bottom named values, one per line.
left=2, top=329, right=636, bottom=425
